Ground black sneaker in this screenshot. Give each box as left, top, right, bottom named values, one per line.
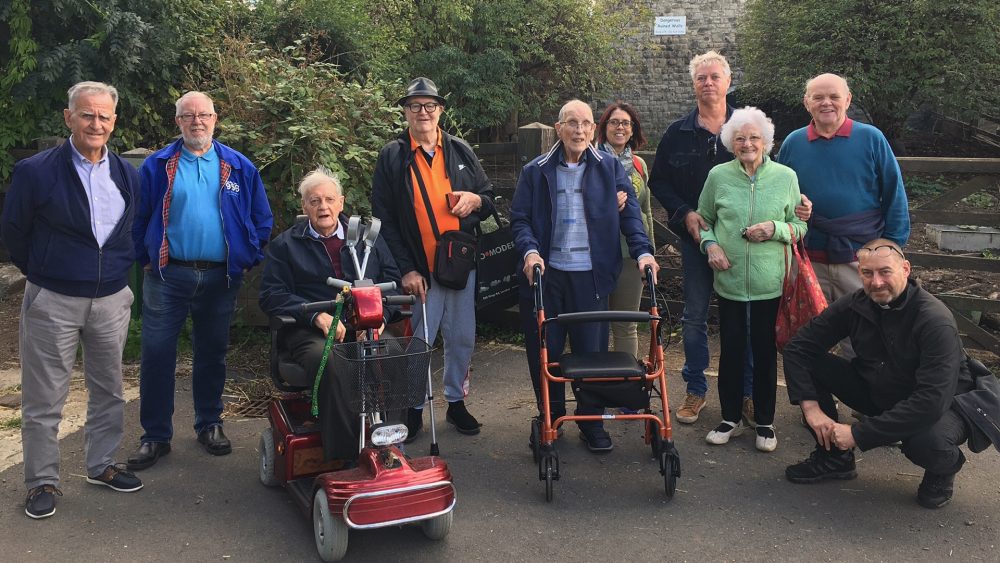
left=786, top=446, right=857, bottom=483
left=578, top=423, right=613, bottom=453
left=86, top=464, right=144, bottom=492
left=446, top=401, right=482, bottom=435
left=25, top=485, right=61, bottom=519
left=404, top=407, right=423, bottom=444
left=917, top=471, right=956, bottom=509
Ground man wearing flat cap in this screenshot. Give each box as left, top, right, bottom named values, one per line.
left=372, top=77, right=496, bottom=439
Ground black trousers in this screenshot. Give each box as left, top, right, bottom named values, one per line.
left=808, top=353, right=968, bottom=475
left=520, top=268, right=608, bottom=421
left=717, top=296, right=780, bottom=426
left=283, top=327, right=359, bottom=460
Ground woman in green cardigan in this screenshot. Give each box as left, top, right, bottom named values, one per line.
left=696, top=106, right=807, bottom=453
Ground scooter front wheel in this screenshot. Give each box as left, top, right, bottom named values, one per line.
left=258, top=430, right=279, bottom=487
left=313, top=488, right=349, bottom=562
left=421, top=511, right=453, bottom=540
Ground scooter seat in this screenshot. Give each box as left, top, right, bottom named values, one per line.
left=278, top=357, right=311, bottom=389
left=559, top=351, right=645, bottom=380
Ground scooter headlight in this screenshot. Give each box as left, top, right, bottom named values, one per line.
left=370, top=424, right=408, bottom=446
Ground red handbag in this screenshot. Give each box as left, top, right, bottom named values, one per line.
left=775, top=225, right=828, bottom=351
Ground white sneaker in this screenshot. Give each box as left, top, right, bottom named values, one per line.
left=755, top=425, right=777, bottom=452
left=705, top=420, right=745, bottom=445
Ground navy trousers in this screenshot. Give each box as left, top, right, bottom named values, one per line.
left=520, top=267, right=607, bottom=424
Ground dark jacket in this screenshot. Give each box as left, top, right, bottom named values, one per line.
left=647, top=105, right=734, bottom=243
left=1, top=140, right=137, bottom=297
left=953, top=358, right=1000, bottom=453
left=784, top=280, right=975, bottom=450
left=258, top=215, right=403, bottom=327
left=370, top=129, right=495, bottom=281
left=510, top=142, right=654, bottom=298
left=134, top=138, right=274, bottom=282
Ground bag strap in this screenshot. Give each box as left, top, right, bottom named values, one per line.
left=410, top=160, right=441, bottom=241
left=632, top=155, right=647, bottom=183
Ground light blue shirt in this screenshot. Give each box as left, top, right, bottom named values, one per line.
left=68, top=138, right=125, bottom=248
left=549, top=161, right=592, bottom=271
left=166, top=145, right=226, bottom=261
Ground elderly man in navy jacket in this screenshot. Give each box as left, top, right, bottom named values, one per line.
left=1, top=81, right=143, bottom=519
left=511, top=99, right=658, bottom=453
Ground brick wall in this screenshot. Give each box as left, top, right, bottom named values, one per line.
left=595, top=0, right=747, bottom=141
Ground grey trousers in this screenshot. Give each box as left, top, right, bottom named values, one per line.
left=20, top=281, right=133, bottom=489
left=411, top=271, right=476, bottom=403
left=609, top=257, right=643, bottom=359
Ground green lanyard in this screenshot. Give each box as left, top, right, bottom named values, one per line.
left=311, top=297, right=345, bottom=416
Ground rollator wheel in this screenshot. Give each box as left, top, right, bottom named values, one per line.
left=647, top=420, right=662, bottom=460
left=313, top=488, right=349, bottom=562
left=543, top=456, right=555, bottom=502
left=661, top=451, right=680, bottom=500
left=530, top=417, right=542, bottom=464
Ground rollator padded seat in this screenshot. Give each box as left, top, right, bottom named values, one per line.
left=559, top=351, right=645, bottom=380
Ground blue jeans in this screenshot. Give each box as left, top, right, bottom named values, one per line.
left=139, top=266, right=241, bottom=443
left=679, top=239, right=753, bottom=397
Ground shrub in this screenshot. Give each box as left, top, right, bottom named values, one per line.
left=209, top=37, right=404, bottom=232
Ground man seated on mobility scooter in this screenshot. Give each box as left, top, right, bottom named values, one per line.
left=259, top=167, right=405, bottom=463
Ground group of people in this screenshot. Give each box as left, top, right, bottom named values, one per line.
left=3, top=48, right=997, bottom=522
left=3, top=83, right=274, bottom=519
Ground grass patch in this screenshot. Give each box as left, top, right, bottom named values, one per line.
left=1, top=416, right=21, bottom=430
left=476, top=321, right=525, bottom=345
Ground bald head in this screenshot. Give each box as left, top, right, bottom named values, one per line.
left=803, top=73, right=852, bottom=136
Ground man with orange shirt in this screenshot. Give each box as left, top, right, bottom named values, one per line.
left=372, top=77, right=496, bottom=439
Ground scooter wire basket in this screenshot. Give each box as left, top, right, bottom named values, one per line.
left=332, top=336, right=431, bottom=413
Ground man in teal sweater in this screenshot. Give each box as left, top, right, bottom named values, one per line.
left=777, top=73, right=909, bottom=304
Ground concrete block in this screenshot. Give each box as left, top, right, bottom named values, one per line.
left=925, top=224, right=1000, bottom=251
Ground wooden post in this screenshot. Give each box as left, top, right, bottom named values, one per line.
left=517, top=123, right=556, bottom=169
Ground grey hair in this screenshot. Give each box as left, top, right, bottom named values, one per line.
left=804, top=73, right=851, bottom=96
left=689, top=50, right=731, bottom=81
left=298, top=166, right=343, bottom=199
left=720, top=106, right=775, bottom=154
left=557, top=99, right=592, bottom=122
left=68, top=81, right=119, bottom=110
left=175, top=91, right=216, bottom=116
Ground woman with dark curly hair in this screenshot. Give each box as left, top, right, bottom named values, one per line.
left=596, top=101, right=656, bottom=360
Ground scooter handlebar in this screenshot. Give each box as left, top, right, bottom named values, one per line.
left=300, top=300, right=339, bottom=314
left=384, top=294, right=416, bottom=306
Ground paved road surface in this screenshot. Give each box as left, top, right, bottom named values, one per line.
left=2, top=341, right=998, bottom=562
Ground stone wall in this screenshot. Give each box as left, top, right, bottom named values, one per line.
left=596, top=0, right=747, bottom=141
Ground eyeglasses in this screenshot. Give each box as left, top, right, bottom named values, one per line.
left=559, top=120, right=595, bottom=131
left=405, top=102, right=440, bottom=113
left=608, top=119, right=632, bottom=129
left=305, top=195, right=344, bottom=208
left=178, top=112, right=215, bottom=122
left=733, top=135, right=762, bottom=145
left=856, top=245, right=905, bottom=260
left=707, top=135, right=718, bottom=159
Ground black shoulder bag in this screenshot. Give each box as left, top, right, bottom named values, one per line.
left=411, top=161, right=478, bottom=290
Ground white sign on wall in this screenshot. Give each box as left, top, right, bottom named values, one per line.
left=654, top=16, right=686, bottom=36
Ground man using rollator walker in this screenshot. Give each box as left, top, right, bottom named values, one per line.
left=512, top=99, right=678, bottom=500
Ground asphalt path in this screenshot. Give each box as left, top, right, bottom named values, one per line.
left=2, top=340, right=999, bottom=562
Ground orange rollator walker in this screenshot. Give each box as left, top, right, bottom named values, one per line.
left=528, top=264, right=680, bottom=501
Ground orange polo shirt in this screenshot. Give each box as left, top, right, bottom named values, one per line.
left=410, top=129, right=459, bottom=272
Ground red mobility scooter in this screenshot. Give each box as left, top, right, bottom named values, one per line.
left=529, top=264, right=681, bottom=501
left=259, top=217, right=455, bottom=562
